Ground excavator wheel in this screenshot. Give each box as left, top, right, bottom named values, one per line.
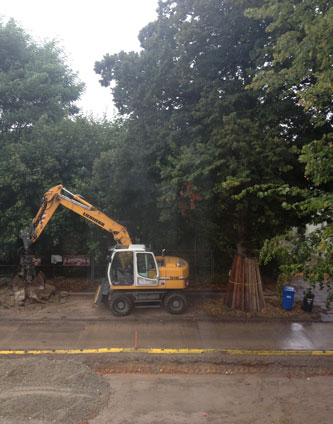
left=164, top=292, right=187, bottom=315
left=108, top=293, right=134, bottom=316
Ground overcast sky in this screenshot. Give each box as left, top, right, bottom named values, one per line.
left=1, top=0, right=159, bottom=118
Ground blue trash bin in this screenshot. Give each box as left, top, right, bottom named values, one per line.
left=282, top=286, right=296, bottom=310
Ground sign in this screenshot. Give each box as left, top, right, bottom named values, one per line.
left=51, top=255, right=62, bottom=265
left=63, top=255, right=91, bottom=267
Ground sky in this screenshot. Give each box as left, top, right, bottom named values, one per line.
left=1, top=0, right=159, bottom=118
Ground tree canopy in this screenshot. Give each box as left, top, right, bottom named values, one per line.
left=1, top=1, right=332, bottom=297
left=0, top=19, right=84, bottom=141
left=246, top=0, right=333, bottom=298
left=0, top=19, right=115, bottom=262
left=94, top=0, right=318, bottom=260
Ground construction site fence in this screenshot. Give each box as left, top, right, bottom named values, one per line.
left=0, top=250, right=215, bottom=285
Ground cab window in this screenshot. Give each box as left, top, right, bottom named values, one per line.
left=110, top=252, right=134, bottom=286
left=137, top=253, right=157, bottom=279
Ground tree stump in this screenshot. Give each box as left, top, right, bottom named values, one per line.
left=224, top=255, right=265, bottom=312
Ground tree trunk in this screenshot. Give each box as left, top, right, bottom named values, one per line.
left=224, top=254, right=265, bottom=312
left=236, top=241, right=247, bottom=257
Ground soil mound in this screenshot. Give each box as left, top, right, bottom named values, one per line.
left=0, top=357, right=109, bottom=423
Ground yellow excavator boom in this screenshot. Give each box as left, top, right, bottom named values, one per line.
left=20, top=184, right=132, bottom=250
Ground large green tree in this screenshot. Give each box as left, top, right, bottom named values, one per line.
left=0, top=19, right=125, bottom=262
left=0, top=19, right=83, bottom=141
left=95, top=0, right=314, bottom=264
left=246, top=0, right=333, bottom=298
left=0, top=116, right=123, bottom=262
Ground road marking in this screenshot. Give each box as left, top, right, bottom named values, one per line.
left=0, top=348, right=332, bottom=356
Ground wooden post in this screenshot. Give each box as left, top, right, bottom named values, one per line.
left=224, top=254, right=265, bottom=312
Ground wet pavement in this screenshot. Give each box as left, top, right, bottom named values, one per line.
left=0, top=284, right=332, bottom=353
left=0, top=315, right=332, bottom=352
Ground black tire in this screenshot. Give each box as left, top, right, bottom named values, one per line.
left=108, top=294, right=134, bottom=316
left=164, top=292, right=187, bottom=315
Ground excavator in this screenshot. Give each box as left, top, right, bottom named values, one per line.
left=19, top=184, right=189, bottom=315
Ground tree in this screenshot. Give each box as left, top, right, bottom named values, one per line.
left=95, top=0, right=312, bottom=262
left=246, top=0, right=333, bottom=301
left=245, top=0, right=333, bottom=128
left=0, top=114, right=124, bottom=262
left=0, top=19, right=97, bottom=262
left=0, top=19, right=83, bottom=141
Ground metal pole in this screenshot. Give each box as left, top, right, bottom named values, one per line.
left=90, top=256, right=95, bottom=282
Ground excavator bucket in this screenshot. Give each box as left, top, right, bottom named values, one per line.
left=31, top=271, right=46, bottom=289
left=26, top=271, right=55, bottom=303
left=11, top=274, right=26, bottom=306
left=11, top=270, right=55, bottom=305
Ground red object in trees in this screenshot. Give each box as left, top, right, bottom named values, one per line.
left=178, top=182, right=202, bottom=216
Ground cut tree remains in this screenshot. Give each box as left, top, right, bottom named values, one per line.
left=224, top=255, right=265, bottom=312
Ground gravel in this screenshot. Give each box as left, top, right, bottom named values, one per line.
left=0, top=357, right=109, bottom=424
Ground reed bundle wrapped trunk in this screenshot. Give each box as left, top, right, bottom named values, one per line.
left=224, top=255, right=265, bottom=312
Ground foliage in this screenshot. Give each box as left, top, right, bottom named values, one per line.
left=0, top=115, right=122, bottom=262
left=0, top=19, right=127, bottom=263
left=1, top=0, right=332, bottom=300
left=92, top=121, right=158, bottom=243
left=247, top=0, right=333, bottom=300
left=0, top=19, right=83, bottom=140
left=260, top=227, right=333, bottom=307
left=245, top=0, right=333, bottom=127
left=95, top=0, right=314, bottom=259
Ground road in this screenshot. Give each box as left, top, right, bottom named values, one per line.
left=0, top=295, right=332, bottom=424
left=0, top=298, right=332, bottom=352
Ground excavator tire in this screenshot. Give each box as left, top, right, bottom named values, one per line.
left=108, top=293, right=134, bottom=316
left=164, top=292, right=187, bottom=315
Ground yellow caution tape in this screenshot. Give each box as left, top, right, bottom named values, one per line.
left=228, top=280, right=261, bottom=286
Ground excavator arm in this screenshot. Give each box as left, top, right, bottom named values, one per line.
left=20, top=184, right=132, bottom=250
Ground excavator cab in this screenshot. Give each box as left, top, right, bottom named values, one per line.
left=108, top=245, right=159, bottom=288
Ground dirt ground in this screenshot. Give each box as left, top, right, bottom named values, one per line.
left=0, top=355, right=331, bottom=424
left=89, top=372, right=333, bottom=424
left=0, top=282, right=322, bottom=322
left=193, top=296, right=321, bottom=320
left=0, top=357, right=109, bottom=424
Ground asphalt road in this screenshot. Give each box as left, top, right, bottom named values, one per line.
left=0, top=294, right=332, bottom=353
left=1, top=296, right=332, bottom=424
left=1, top=315, right=333, bottom=352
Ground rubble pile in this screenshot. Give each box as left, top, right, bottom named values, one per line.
left=0, top=273, right=70, bottom=308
